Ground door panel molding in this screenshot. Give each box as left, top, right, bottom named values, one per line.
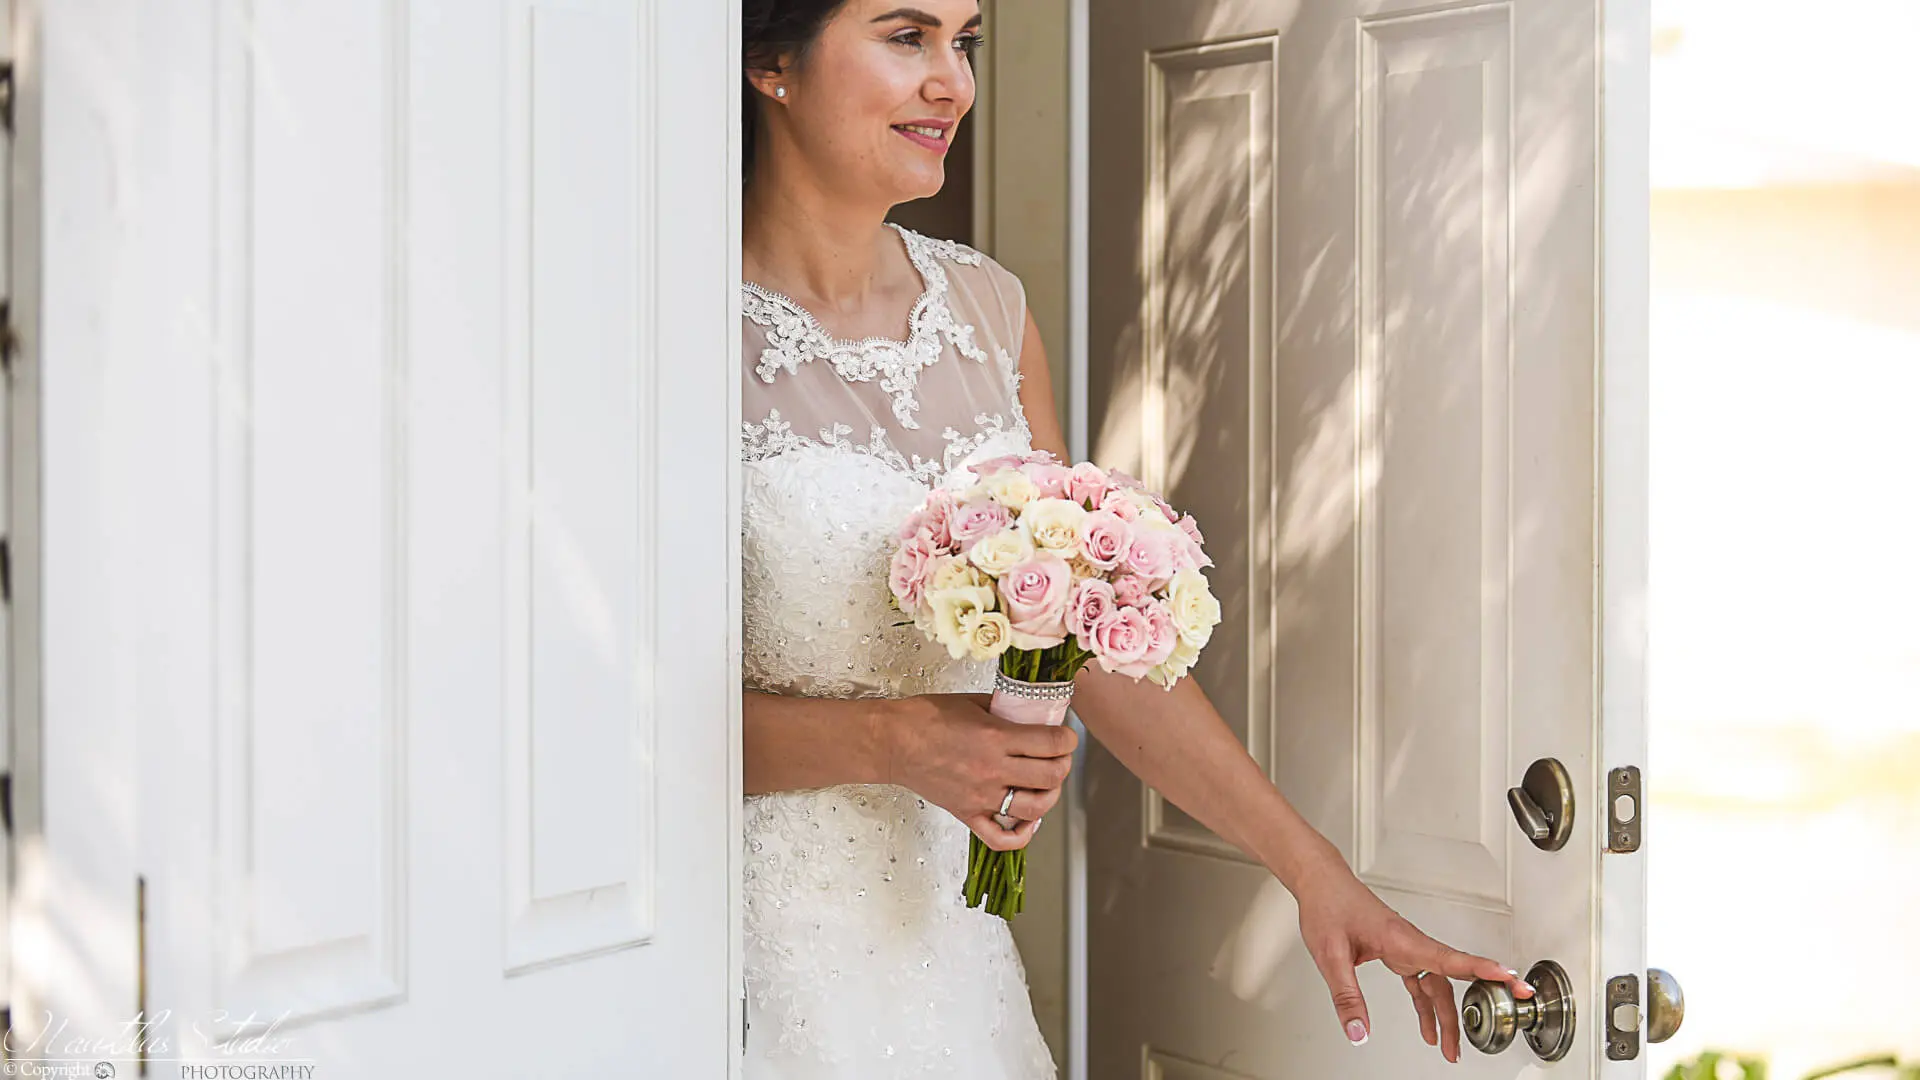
left=212, top=0, right=409, bottom=1028
left=1354, top=1, right=1515, bottom=907
left=501, top=0, right=661, bottom=976
left=1138, top=34, right=1277, bottom=864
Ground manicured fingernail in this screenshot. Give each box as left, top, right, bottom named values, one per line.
left=1346, top=1020, right=1368, bottom=1045
left=1506, top=968, right=1520, bottom=977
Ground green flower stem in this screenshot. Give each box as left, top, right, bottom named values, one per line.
left=973, top=644, right=1097, bottom=918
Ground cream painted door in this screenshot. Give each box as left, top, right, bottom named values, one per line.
left=18, top=1, right=738, bottom=1075
left=1085, top=0, right=1648, bottom=1077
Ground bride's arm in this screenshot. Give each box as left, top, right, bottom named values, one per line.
left=1068, top=671, right=1340, bottom=878
left=743, top=690, right=891, bottom=795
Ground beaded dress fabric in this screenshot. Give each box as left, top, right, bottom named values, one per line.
left=740, top=223, right=1056, bottom=1077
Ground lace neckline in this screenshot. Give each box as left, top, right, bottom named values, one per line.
left=740, top=223, right=990, bottom=431
left=740, top=221, right=933, bottom=350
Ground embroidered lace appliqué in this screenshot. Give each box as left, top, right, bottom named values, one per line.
left=742, top=224, right=991, bottom=431
left=997, top=346, right=1029, bottom=437
left=742, top=407, right=1021, bottom=488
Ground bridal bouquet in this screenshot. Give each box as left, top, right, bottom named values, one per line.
left=886, top=450, right=1221, bottom=918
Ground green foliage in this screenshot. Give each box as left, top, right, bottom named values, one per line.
left=1665, top=1051, right=1917, bottom=1080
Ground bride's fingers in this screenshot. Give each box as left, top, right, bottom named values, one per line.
left=1402, top=975, right=1438, bottom=1047
left=967, top=813, right=1038, bottom=851
left=1001, top=751, right=1072, bottom=792
left=1395, top=923, right=1535, bottom=999
left=1420, top=973, right=1462, bottom=1063
left=1006, top=785, right=1061, bottom=821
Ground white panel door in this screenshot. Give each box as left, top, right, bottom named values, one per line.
left=1084, top=0, right=1647, bottom=1076
left=19, top=1, right=738, bottom=1075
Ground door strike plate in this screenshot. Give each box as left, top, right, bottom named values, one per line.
left=1606, top=973, right=1640, bottom=1060
left=1607, top=766, right=1641, bottom=853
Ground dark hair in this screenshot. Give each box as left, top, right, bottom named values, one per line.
left=742, top=0, right=848, bottom=185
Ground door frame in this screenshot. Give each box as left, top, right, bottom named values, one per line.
left=4, top=0, right=41, bottom=1044
left=1597, top=0, right=1652, bottom=1073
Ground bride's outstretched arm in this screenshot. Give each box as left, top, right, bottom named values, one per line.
left=1069, top=671, right=1337, bottom=881
left=1014, top=310, right=1529, bottom=1061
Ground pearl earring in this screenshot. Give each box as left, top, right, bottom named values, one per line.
left=774, top=86, right=787, bottom=98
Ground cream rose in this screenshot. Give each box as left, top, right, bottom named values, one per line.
left=965, top=610, right=1015, bottom=662
left=982, top=468, right=1042, bottom=511
left=1019, top=497, right=1088, bottom=554
left=1166, top=567, right=1222, bottom=648
left=927, top=584, right=996, bottom=659
left=1147, top=636, right=1202, bottom=688
left=929, top=555, right=987, bottom=592
left=967, top=528, right=1035, bottom=577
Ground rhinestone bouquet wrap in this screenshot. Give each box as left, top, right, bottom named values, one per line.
left=886, top=450, right=1221, bottom=917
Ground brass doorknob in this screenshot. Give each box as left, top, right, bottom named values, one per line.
left=1647, top=968, right=1685, bottom=1043
left=1462, top=960, right=1576, bottom=1061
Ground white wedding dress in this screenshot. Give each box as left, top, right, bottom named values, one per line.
left=739, top=223, right=1058, bottom=1077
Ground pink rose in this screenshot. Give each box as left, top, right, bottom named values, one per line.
left=1102, top=602, right=1178, bottom=678
left=1105, top=466, right=1145, bottom=490
left=1174, top=513, right=1212, bottom=569
left=897, top=509, right=925, bottom=542
left=897, top=489, right=958, bottom=551
left=1099, top=487, right=1139, bottom=521
left=1066, top=579, right=1118, bottom=649
left=923, top=489, right=958, bottom=550
left=1175, top=513, right=1205, bottom=546
left=1023, top=461, right=1075, bottom=500
left=1141, top=599, right=1179, bottom=666
left=888, top=534, right=941, bottom=613
left=1067, top=462, right=1112, bottom=508
left=998, top=553, right=1072, bottom=649
left=949, top=497, right=1012, bottom=553
left=1111, top=572, right=1150, bottom=608
left=1125, top=529, right=1179, bottom=583
left=1090, top=606, right=1153, bottom=673
left=970, top=450, right=1059, bottom=478
left=1077, top=510, right=1131, bottom=570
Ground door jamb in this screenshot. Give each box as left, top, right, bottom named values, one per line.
left=1597, top=0, right=1652, bottom=1072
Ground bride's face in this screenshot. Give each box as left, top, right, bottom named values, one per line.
left=780, top=0, right=983, bottom=203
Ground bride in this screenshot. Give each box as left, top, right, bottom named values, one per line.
left=738, top=0, right=1533, bottom=1074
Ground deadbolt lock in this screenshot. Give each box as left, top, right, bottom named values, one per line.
left=1507, top=758, right=1575, bottom=852
left=1463, top=960, right=1576, bottom=1061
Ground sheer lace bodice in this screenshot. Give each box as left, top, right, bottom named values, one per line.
left=739, top=224, right=1056, bottom=1077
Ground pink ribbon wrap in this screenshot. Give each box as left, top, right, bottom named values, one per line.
left=987, top=673, right=1074, bottom=829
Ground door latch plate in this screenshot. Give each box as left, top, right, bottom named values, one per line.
left=1606, top=973, right=1640, bottom=1060
left=1607, top=766, right=1641, bottom=853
